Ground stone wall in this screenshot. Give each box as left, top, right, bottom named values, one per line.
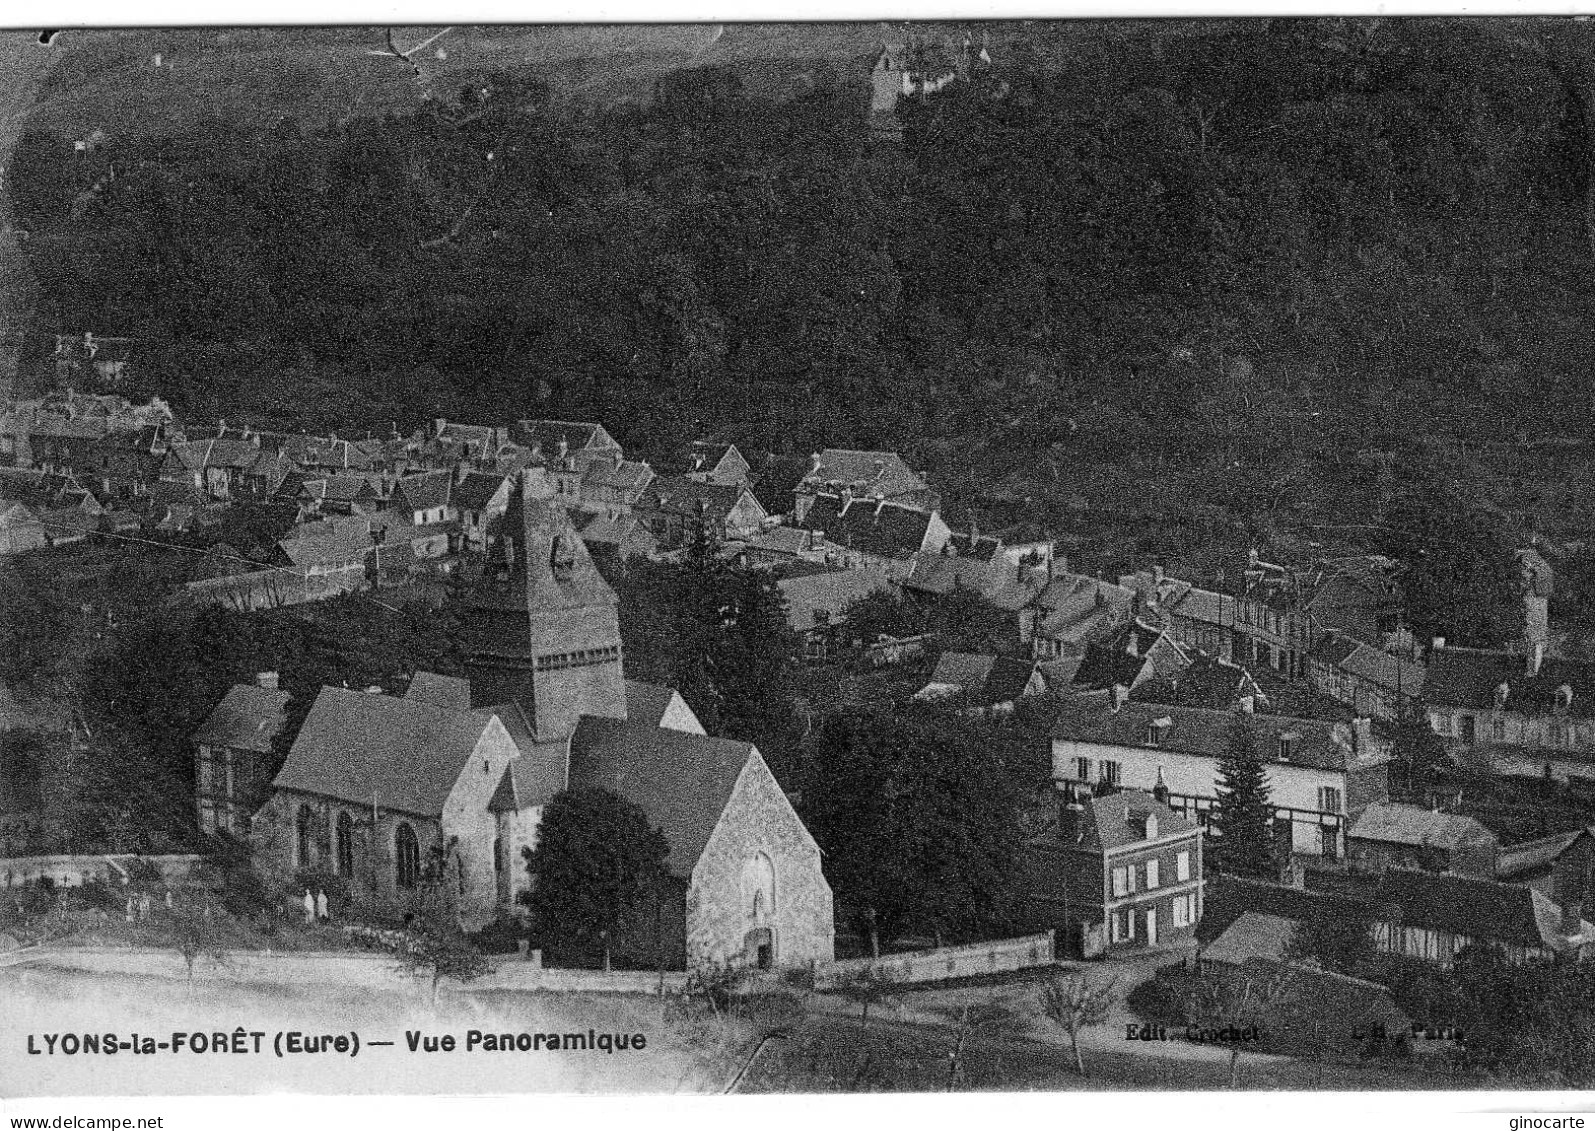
left=686, top=749, right=833, bottom=972
left=814, top=931, right=1057, bottom=990
left=440, top=718, right=521, bottom=929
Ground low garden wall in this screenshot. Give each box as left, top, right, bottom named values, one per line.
left=814, top=931, right=1057, bottom=991
left=0, top=854, right=207, bottom=891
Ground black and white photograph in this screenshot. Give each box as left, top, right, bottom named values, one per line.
left=1, top=12, right=1594, bottom=1118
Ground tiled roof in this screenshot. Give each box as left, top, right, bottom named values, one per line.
left=453, top=472, right=509, bottom=513
left=583, top=458, right=654, bottom=493
left=569, top=716, right=753, bottom=877
left=273, top=687, right=492, bottom=818
left=576, top=511, right=652, bottom=549
left=640, top=475, right=754, bottom=522
left=277, top=516, right=378, bottom=568
left=624, top=680, right=678, bottom=730
left=193, top=684, right=291, bottom=753
left=280, top=434, right=375, bottom=471
left=1201, top=911, right=1295, bottom=968
left=944, top=530, right=1002, bottom=561
left=0, top=501, right=39, bottom=529
left=1310, top=632, right=1426, bottom=696
left=404, top=672, right=472, bottom=711
left=393, top=469, right=454, bottom=513
left=800, top=449, right=928, bottom=500
left=928, top=651, right=997, bottom=688
left=1348, top=802, right=1498, bottom=854
left=777, top=569, right=895, bottom=630
left=1496, top=830, right=1590, bottom=881
left=798, top=495, right=934, bottom=560
left=1051, top=699, right=1381, bottom=773
left=1031, top=788, right=1197, bottom=852
left=513, top=419, right=616, bottom=459
left=747, top=455, right=811, bottom=515
left=747, top=525, right=815, bottom=556
left=1311, top=869, right=1592, bottom=952
left=901, top=551, right=997, bottom=596
left=1425, top=647, right=1595, bottom=718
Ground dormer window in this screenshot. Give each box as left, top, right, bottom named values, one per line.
left=1147, top=717, right=1172, bottom=747
left=1278, top=731, right=1300, bottom=762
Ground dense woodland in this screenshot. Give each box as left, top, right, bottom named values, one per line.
left=16, top=20, right=1595, bottom=568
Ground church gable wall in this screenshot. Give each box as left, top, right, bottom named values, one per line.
left=441, top=718, right=521, bottom=929
left=686, top=751, right=834, bottom=971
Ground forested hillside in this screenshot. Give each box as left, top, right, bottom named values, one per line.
left=14, top=19, right=1595, bottom=567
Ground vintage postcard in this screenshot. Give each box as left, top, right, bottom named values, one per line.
left=0, top=16, right=1593, bottom=1122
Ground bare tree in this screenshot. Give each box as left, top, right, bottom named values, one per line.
left=663, top=964, right=806, bottom=1093
left=393, top=911, right=492, bottom=1008
left=834, top=965, right=901, bottom=1031
left=155, top=894, right=233, bottom=997
left=945, top=999, right=1012, bottom=1090
left=1187, top=967, right=1293, bottom=1089
left=1036, top=972, right=1119, bottom=1077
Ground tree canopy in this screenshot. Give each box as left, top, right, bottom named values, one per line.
left=521, top=786, right=671, bottom=970
left=1209, top=715, right=1280, bottom=880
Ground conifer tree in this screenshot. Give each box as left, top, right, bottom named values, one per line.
left=1210, top=715, right=1279, bottom=879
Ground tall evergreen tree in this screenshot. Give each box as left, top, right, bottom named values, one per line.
left=1210, top=714, right=1279, bottom=879
left=523, top=787, right=671, bottom=971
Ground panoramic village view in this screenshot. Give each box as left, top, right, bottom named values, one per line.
left=6, top=20, right=1595, bottom=1097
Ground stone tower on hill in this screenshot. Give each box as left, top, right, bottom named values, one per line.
left=461, top=471, right=627, bottom=742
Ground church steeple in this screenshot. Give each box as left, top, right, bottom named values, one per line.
left=461, top=472, right=627, bottom=741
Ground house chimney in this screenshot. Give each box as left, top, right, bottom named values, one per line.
left=1529, top=642, right=1545, bottom=677
left=1353, top=716, right=1372, bottom=759
left=1059, top=797, right=1087, bottom=845
left=256, top=671, right=279, bottom=691
left=1561, top=894, right=1585, bottom=939
left=1141, top=812, right=1159, bottom=840
left=1111, top=683, right=1129, bottom=711
left=1238, top=694, right=1255, bottom=714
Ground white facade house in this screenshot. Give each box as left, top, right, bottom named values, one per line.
left=1050, top=699, right=1391, bottom=860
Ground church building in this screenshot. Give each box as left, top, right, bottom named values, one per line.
left=251, top=473, right=834, bottom=972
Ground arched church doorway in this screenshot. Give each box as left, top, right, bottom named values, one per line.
left=744, top=927, right=775, bottom=970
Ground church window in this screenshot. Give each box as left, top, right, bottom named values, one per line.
left=741, top=852, right=776, bottom=922
left=296, top=804, right=314, bottom=868
left=395, top=823, right=420, bottom=889
left=336, top=812, right=354, bottom=877
left=494, top=838, right=504, bottom=873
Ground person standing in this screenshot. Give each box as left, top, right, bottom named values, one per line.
left=315, top=889, right=329, bottom=922
left=302, top=888, right=315, bottom=925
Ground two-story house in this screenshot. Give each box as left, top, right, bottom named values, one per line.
left=637, top=475, right=770, bottom=549
left=1424, top=644, right=1595, bottom=782
left=793, top=449, right=940, bottom=521
left=193, top=672, right=292, bottom=837
left=1306, top=631, right=1426, bottom=721
left=1051, top=700, right=1391, bottom=860
left=1023, top=787, right=1205, bottom=956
